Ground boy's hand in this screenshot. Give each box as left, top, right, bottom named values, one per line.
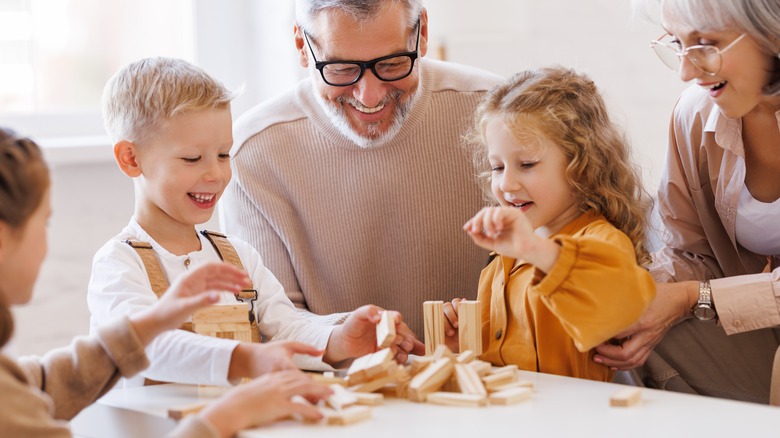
left=229, top=341, right=323, bottom=380
left=130, top=262, right=250, bottom=345
left=200, top=370, right=332, bottom=435
left=323, top=305, right=424, bottom=366
left=443, top=298, right=464, bottom=352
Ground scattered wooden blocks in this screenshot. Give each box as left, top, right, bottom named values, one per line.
left=456, top=350, right=476, bottom=364
left=307, top=371, right=347, bottom=386
left=454, top=364, right=487, bottom=396
left=353, top=392, right=384, bottom=406
left=469, top=360, right=492, bottom=377
left=167, top=401, right=208, bottom=420
left=346, top=348, right=394, bottom=385
left=325, top=384, right=359, bottom=411
left=427, top=392, right=488, bottom=407
left=458, top=300, right=482, bottom=355
left=610, top=387, right=641, bottom=407
left=408, top=358, right=454, bottom=402
left=489, top=387, right=532, bottom=405
left=488, top=379, right=534, bottom=393
left=423, top=301, right=445, bottom=355
left=481, top=370, right=516, bottom=391
left=324, top=405, right=372, bottom=425
left=376, top=310, right=396, bottom=349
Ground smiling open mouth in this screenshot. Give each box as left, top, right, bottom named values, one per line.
left=188, top=193, right=215, bottom=204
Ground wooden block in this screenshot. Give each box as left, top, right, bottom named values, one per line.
left=349, top=363, right=399, bottom=393
left=488, top=380, right=534, bottom=393
left=346, top=348, right=394, bottom=385
left=376, top=310, right=396, bottom=349
left=489, top=387, right=532, bottom=405
left=325, top=384, right=359, bottom=410
left=427, top=392, right=487, bottom=407
left=431, top=344, right=454, bottom=361
left=325, top=405, right=372, bottom=425
left=489, top=364, right=518, bottom=375
left=353, top=392, right=384, bottom=406
left=481, top=371, right=516, bottom=391
left=458, top=300, right=482, bottom=355
left=456, top=350, right=475, bottom=364
left=192, top=303, right=249, bottom=324
left=307, top=372, right=348, bottom=386
left=423, top=301, right=445, bottom=355
left=407, top=358, right=454, bottom=402
left=610, top=387, right=641, bottom=407
left=167, top=402, right=208, bottom=420
left=469, top=360, right=492, bottom=377
left=454, top=364, right=487, bottom=395
left=409, top=355, right=434, bottom=376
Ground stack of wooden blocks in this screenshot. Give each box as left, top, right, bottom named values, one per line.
left=305, top=302, right=535, bottom=425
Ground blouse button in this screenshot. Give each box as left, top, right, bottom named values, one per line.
left=495, top=329, right=503, bottom=340
left=733, top=320, right=742, bottom=328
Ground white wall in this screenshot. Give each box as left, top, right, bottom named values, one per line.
left=10, top=0, right=686, bottom=356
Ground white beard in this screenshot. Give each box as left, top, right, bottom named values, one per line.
left=313, top=86, right=419, bottom=149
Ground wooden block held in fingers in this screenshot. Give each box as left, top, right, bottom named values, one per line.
left=427, top=392, right=488, bottom=407
left=377, top=310, right=396, bottom=349
left=489, top=387, right=532, bottom=405
left=457, top=300, right=482, bottom=355
left=167, top=402, right=208, bottom=420
left=408, top=358, right=454, bottom=402
left=325, top=405, right=372, bottom=425
left=423, top=301, right=445, bottom=355
left=610, top=387, right=641, bottom=407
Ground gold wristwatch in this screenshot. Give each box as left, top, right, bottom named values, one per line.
left=691, top=280, right=717, bottom=321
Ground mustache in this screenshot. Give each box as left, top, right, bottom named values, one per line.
left=334, top=89, right=404, bottom=108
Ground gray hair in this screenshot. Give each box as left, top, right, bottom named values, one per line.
left=637, top=0, right=780, bottom=94
left=295, top=0, right=422, bottom=34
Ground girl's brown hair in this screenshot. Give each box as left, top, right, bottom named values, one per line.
left=467, top=66, right=653, bottom=265
left=0, top=127, right=50, bottom=347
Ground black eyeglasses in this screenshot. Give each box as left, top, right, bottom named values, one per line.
left=303, top=19, right=420, bottom=87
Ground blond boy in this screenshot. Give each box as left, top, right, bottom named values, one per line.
left=89, top=57, right=420, bottom=386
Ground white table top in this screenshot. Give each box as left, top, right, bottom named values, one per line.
left=72, top=370, right=780, bottom=438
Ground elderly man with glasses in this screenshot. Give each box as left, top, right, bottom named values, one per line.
left=221, top=0, right=502, bottom=350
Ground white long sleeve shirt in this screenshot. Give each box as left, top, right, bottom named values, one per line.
left=88, top=218, right=341, bottom=387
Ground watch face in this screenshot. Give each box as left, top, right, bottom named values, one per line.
left=693, top=305, right=716, bottom=321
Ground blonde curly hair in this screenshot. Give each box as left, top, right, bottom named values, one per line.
left=466, top=66, right=653, bottom=265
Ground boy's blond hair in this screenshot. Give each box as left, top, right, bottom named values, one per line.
left=102, top=57, right=235, bottom=144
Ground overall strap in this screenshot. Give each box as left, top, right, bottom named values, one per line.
left=200, top=230, right=261, bottom=343
left=124, top=240, right=169, bottom=298
left=124, top=239, right=187, bottom=386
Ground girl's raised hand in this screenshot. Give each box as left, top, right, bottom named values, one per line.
left=463, top=206, right=537, bottom=259
left=463, top=206, right=560, bottom=272
left=130, top=262, right=250, bottom=345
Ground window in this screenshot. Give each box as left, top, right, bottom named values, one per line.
left=0, top=0, right=195, bottom=138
